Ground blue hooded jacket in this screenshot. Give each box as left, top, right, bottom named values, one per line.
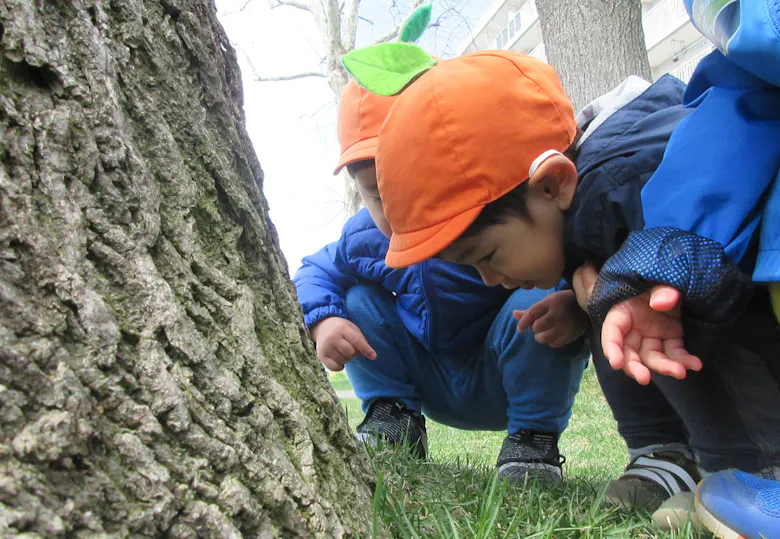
left=563, top=75, right=753, bottom=329
left=573, top=68, right=779, bottom=329
left=293, top=208, right=511, bottom=354
left=649, top=0, right=780, bottom=282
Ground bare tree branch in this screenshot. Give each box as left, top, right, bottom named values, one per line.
left=371, top=27, right=400, bottom=44
left=222, top=0, right=254, bottom=16
left=270, top=0, right=313, bottom=13
left=255, top=71, right=328, bottom=81
left=341, top=0, right=360, bottom=49
left=369, top=0, right=426, bottom=45
left=232, top=41, right=327, bottom=83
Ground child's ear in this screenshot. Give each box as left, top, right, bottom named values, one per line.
left=527, top=155, right=578, bottom=210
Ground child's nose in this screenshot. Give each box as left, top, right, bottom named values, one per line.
left=477, top=266, right=504, bottom=287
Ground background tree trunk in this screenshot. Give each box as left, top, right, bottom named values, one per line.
left=535, top=0, right=652, bottom=112
left=0, top=0, right=376, bottom=536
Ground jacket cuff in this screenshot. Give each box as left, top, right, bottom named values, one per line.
left=587, top=227, right=754, bottom=331
left=304, top=305, right=347, bottom=329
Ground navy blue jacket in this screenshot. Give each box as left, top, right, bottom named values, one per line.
left=293, top=208, right=511, bottom=354
left=563, top=75, right=693, bottom=281
left=569, top=74, right=761, bottom=328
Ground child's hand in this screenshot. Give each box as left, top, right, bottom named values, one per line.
left=601, top=286, right=703, bottom=385
left=311, top=317, right=377, bottom=372
left=572, top=262, right=599, bottom=311
left=513, top=290, right=588, bottom=348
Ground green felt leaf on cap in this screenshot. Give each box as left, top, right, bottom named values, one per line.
left=399, top=3, right=432, bottom=43
left=342, top=43, right=436, bottom=96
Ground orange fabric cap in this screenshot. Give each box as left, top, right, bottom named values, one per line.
left=376, top=50, right=577, bottom=268
left=333, top=79, right=398, bottom=174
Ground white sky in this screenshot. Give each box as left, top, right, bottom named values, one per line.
left=215, top=0, right=490, bottom=272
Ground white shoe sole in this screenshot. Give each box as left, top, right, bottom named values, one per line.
left=695, top=498, right=745, bottom=539
left=652, top=492, right=700, bottom=531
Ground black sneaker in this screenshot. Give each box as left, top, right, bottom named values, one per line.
left=355, top=399, right=428, bottom=458
left=496, top=430, right=565, bottom=486
left=605, top=450, right=701, bottom=510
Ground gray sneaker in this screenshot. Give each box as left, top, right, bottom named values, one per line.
left=605, top=451, right=700, bottom=511
left=355, top=399, right=428, bottom=458
left=496, top=431, right=565, bottom=486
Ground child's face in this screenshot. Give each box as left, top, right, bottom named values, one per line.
left=353, top=163, right=391, bottom=237
left=438, top=180, right=571, bottom=290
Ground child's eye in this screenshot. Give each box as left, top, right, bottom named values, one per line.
left=478, top=250, right=495, bottom=264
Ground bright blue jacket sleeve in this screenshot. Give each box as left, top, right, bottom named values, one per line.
left=293, top=209, right=396, bottom=328
left=640, top=51, right=780, bottom=269
left=754, top=169, right=780, bottom=282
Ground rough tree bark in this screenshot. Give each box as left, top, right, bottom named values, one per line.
left=0, top=0, right=376, bottom=536
left=535, top=0, right=652, bottom=112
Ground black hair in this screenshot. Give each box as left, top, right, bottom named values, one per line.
left=345, top=159, right=374, bottom=178
left=460, top=130, right=582, bottom=239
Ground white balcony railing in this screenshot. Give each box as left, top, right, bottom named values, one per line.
left=670, top=45, right=716, bottom=83
left=495, top=0, right=538, bottom=49
left=643, top=0, right=689, bottom=47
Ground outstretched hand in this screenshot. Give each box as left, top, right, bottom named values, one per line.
left=573, top=263, right=703, bottom=384
left=601, top=285, right=703, bottom=384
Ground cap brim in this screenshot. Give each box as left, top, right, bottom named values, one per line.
left=333, top=137, right=378, bottom=175
left=385, top=206, right=485, bottom=268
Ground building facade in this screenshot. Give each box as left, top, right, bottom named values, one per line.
left=458, top=0, right=715, bottom=84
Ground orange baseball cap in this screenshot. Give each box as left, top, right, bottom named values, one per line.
left=333, top=78, right=398, bottom=175
left=376, top=50, right=577, bottom=268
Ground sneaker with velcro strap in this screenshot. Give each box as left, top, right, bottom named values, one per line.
left=355, top=398, right=428, bottom=459
left=606, top=451, right=701, bottom=510
left=497, top=430, right=565, bottom=486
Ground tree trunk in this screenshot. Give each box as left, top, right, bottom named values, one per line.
left=535, top=0, right=652, bottom=112
left=0, top=0, right=376, bottom=536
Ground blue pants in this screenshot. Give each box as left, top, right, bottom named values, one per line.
left=344, top=284, right=588, bottom=435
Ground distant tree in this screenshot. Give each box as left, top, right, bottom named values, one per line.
left=536, top=0, right=652, bottom=111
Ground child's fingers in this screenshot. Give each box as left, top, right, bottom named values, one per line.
left=572, top=263, right=598, bottom=311
left=515, top=310, right=536, bottom=333
left=531, top=313, right=556, bottom=334
left=518, top=303, right=549, bottom=333
left=605, top=341, right=626, bottom=370
left=534, top=329, right=555, bottom=345
left=623, top=359, right=652, bottom=385
left=641, top=349, right=688, bottom=380
left=546, top=332, right=578, bottom=348
left=334, top=339, right=358, bottom=360
left=601, top=309, right=631, bottom=368
left=345, top=329, right=377, bottom=360
left=664, top=340, right=703, bottom=372
left=513, top=310, right=525, bottom=320
left=648, top=285, right=681, bottom=313
left=321, top=357, right=345, bottom=372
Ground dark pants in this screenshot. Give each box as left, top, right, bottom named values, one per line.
left=596, top=287, right=780, bottom=475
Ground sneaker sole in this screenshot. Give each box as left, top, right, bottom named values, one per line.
left=652, top=492, right=700, bottom=531
left=694, top=497, right=747, bottom=539
left=497, top=462, right=562, bottom=486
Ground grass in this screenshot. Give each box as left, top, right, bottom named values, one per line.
left=331, top=368, right=707, bottom=538
left=329, top=370, right=354, bottom=392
